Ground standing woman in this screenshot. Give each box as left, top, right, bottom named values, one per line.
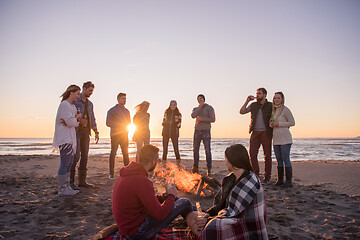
left=133, top=101, right=150, bottom=162
left=53, top=85, right=82, bottom=195
left=162, top=100, right=182, bottom=166
left=270, top=92, right=295, bottom=188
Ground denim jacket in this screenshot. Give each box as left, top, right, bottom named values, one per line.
left=74, top=94, right=98, bottom=135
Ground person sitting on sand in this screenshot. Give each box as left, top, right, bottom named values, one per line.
left=112, top=144, right=204, bottom=239
left=200, top=144, right=268, bottom=240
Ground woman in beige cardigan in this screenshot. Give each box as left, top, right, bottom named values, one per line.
left=270, top=92, right=295, bottom=188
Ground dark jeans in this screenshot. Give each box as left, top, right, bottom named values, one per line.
left=126, top=198, right=193, bottom=240
left=71, top=130, right=90, bottom=172
left=249, top=131, right=272, bottom=180
left=193, top=129, right=212, bottom=168
left=162, top=136, right=180, bottom=160
left=274, top=144, right=292, bottom=167
left=109, top=134, right=129, bottom=176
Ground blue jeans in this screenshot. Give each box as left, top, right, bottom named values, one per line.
left=126, top=198, right=193, bottom=240
left=193, top=129, right=212, bottom=168
left=58, top=143, right=75, bottom=175
left=273, top=144, right=292, bottom=167
left=71, top=130, right=90, bottom=172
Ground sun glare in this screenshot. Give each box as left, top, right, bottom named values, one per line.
left=128, top=123, right=136, bottom=140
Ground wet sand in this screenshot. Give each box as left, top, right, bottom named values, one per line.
left=0, top=155, right=359, bottom=239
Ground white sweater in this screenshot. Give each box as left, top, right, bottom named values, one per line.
left=53, top=100, right=79, bottom=152
left=273, top=106, right=295, bottom=145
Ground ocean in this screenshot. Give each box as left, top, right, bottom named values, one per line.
left=0, top=138, right=359, bottom=161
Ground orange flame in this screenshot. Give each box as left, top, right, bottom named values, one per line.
left=153, top=162, right=202, bottom=194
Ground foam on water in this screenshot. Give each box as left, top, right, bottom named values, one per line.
left=0, top=138, right=359, bottom=161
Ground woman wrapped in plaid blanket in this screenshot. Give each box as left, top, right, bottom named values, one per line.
left=200, top=144, right=268, bottom=240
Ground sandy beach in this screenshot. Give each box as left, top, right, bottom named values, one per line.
left=0, top=155, right=359, bottom=239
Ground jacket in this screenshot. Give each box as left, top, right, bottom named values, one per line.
left=74, top=94, right=98, bottom=135
left=106, top=104, right=131, bottom=136
left=249, top=100, right=273, bottom=137
left=162, top=109, right=182, bottom=137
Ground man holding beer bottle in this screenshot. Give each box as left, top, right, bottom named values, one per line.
left=240, top=88, right=273, bottom=183
left=71, top=81, right=99, bottom=189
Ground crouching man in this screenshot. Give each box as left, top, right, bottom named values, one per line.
left=112, top=144, right=203, bottom=239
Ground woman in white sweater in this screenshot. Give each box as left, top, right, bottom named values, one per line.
left=53, top=85, right=81, bottom=195
left=270, top=92, right=295, bottom=188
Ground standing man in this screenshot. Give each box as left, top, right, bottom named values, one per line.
left=191, top=94, right=215, bottom=176
left=240, top=88, right=273, bottom=183
left=71, top=81, right=99, bottom=189
left=106, top=93, right=131, bottom=179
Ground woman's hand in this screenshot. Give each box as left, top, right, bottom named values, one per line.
left=270, top=122, right=279, bottom=128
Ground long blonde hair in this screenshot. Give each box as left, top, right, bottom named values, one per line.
left=134, top=101, right=150, bottom=114
left=60, top=85, right=80, bottom=102
left=272, top=92, right=285, bottom=120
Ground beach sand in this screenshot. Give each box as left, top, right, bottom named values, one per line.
left=0, top=155, right=359, bottom=239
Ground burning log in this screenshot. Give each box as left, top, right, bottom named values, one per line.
left=195, top=175, right=221, bottom=197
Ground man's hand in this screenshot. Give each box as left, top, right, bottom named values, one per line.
left=165, top=183, right=178, bottom=197
left=196, top=116, right=203, bottom=122
left=95, top=132, right=100, bottom=144
left=80, top=118, right=88, bottom=127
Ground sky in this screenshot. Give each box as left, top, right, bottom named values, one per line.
left=0, top=0, right=359, bottom=139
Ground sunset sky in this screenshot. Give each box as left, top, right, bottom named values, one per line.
left=0, top=0, right=359, bottom=139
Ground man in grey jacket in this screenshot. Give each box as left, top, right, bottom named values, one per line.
left=71, top=81, right=99, bottom=189
left=191, top=94, right=215, bottom=176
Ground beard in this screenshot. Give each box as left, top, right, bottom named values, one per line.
left=256, top=96, right=263, bottom=102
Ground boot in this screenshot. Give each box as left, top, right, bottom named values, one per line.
left=274, top=166, right=284, bottom=186
left=78, top=169, right=93, bottom=188
left=283, top=167, right=293, bottom=188
left=58, top=174, right=78, bottom=195
left=191, top=166, right=199, bottom=174
left=70, top=170, right=79, bottom=190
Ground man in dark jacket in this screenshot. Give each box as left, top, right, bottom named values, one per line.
left=106, top=93, right=131, bottom=179
left=112, top=145, right=202, bottom=239
left=71, top=81, right=99, bottom=189
left=240, top=88, right=273, bottom=183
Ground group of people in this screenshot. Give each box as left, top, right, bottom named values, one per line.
left=53, top=82, right=295, bottom=239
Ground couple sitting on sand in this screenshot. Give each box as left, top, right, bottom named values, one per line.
left=111, top=144, right=268, bottom=240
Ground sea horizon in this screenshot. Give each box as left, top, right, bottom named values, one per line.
left=0, top=137, right=359, bottom=161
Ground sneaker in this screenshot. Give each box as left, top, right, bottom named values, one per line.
left=58, top=185, right=79, bottom=195
left=109, top=174, right=115, bottom=180
left=191, top=166, right=199, bottom=174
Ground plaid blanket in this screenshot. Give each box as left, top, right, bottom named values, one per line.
left=104, top=228, right=198, bottom=240
left=200, top=172, right=268, bottom=240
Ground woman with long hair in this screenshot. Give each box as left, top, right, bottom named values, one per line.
left=53, top=84, right=81, bottom=195
left=133, top=101, right=150, bottom=162
left=200, top=144, right=268, bottom=239
left=161, top=100, right=182, bottom=166
left=270, top=92, right=295, bottom=188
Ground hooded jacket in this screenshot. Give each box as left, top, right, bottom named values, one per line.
left=112, top=162, right=175, bottom=236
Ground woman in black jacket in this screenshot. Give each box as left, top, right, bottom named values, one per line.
left=162, top=100, right=182, bottom=166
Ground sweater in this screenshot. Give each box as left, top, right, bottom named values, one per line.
left=272, top=106, right=295, bottom=145
left=53, top=100, right=79, bottom=152
left=191, top=103, right=215, bottom=131
left=112, top=162, right=175, bottom=236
